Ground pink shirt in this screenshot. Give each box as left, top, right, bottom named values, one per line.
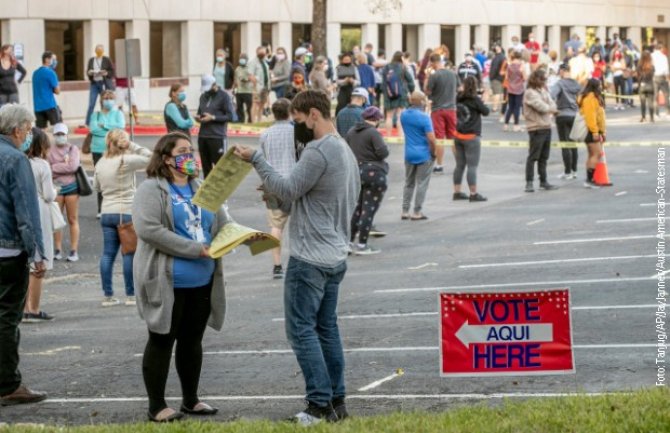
left=48, top=143, right=80, bottom=187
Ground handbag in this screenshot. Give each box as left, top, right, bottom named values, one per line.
left=49, top=201, right=66, bottom=231
left=74, top=165, right=93, bottom=196
left=115, top=156, right=137, bottom=255
left=569, top=112, right=588, bottom=142
left=81, top=132, right=93, bottom=154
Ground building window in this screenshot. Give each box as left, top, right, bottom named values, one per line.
left=378, top=24, right=387, bottom=55
left=341, top=24, right=362, bottom=53
left=45, top=20, right=84, bottom=81
left=261, top=23, right=272, bottom=49
left=214, top=22, right=241, bottom=65
left=521, top=26, right=533, bottom=43
left=150, top=21, right=182, bottom=78
left=441, top=25, right=455, bottom=63
left=293, top=24, right=312, bottom=52
left=490, top=26, right=503, bottom=47
left=109, top=21, right=126, bottom=64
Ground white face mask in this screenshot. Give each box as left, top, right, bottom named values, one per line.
left=276, top=54, right=286, bottom=61
left=55, top=135, right=67, bottom=146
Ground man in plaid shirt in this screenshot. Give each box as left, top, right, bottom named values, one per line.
left=260, top=98, right=296, bottom=279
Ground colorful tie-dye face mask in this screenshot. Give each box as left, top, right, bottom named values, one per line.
left=174, top=153, right=198, bottom=176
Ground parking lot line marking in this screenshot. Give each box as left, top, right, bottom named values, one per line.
left=270, top=304, right=663, bottom=322
left=615, top=191, right=627, bottom=196
left=358, top=371, right=404, bottom=392
left=44, top=273, right=97, bottom=284
left=526, top=218, right=545, bottom=226
left=373, top=276, right=652, bottom=294
left=534, top=235, right=667, bottom=245
left=22, top=346, right=81, bottom=356
left=639, top=203, right=655, bottom=207
left=650, top=269, right=670, bottom=278
left=408, top=262, right=438, bottom=270
left=459, top=254, right=658, bottom=269
left=43, top=391, right=623, bottom=404
left=596, top=217, right=667, bottom=224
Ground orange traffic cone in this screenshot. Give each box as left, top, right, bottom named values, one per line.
left=593, top=150, right=612, bottom=186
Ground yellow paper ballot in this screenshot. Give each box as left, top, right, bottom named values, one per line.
left=193, top=147, right=253, bottom=212
left=209, top=222, right=280, bottom=258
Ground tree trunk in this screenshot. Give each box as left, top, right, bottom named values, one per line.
left=312, top=0, right=327, bottom=58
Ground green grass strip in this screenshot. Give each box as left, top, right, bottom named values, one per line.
left=1, top=387, right=668, bottom=433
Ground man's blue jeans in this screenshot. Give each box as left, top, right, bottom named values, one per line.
left=100, top=214, right=134, bottom=297
left=86, top=81, right=105, bottom=126
left=284, top=256, right=347, bottom=407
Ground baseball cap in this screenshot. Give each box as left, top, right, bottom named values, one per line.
left=361, top=106, right=383, bottom=121
left=295, top=47, right=309, bottom=57
left=352, top=87, right=369, bottom=100
left=200, top=74, right=216, bottom=92
left=53, top=123, right=68, bottom=135
left=559, top=63, right=570, bottom=72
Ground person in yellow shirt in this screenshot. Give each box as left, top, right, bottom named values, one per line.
left=578, top=78, right=606, bottom=188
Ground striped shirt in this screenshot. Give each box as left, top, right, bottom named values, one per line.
left=260, top=120, right=296, bottom=177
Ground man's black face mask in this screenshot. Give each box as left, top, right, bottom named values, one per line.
left=293, top=121, right=314, bottom=160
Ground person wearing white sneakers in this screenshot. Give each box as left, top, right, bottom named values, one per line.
left=93, top=129, right=151, bottom=307
left=47, top=123, right=81, bottom=263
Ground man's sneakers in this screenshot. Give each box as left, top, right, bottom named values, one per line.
left=453, top=192, right=469, bottom=201
left=525, top=181, right=535, bottom=193
left=273, top=265, right=284, bottom=279
left=292, top=402, right=339, bottom=426
left=368, top=226, right=387, bottom=237
left=469, top=193, right=488, bottom=202
left=0, top=385, right=47, bottom=406
left=539, top=182, right=559, bottom=191
left=332, top=397, right=349, bottom=420
left=66, top=251, right=79, bottom=262
left=432, top=165, right=444, bottom=174
left=352, top=244, right=380, bottom=256
left=125, top=296, right=136, bottom=306
left=101, top=297, right=121, bottom=307
left=22, top=311, right=54, bottom=323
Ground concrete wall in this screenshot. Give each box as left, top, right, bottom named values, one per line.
left=0, top=0, right=667, bottom=120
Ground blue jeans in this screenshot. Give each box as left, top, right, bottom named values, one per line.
left=284, top=256, right=347, bottom=407
left=100, top=214, right=134, bottom=297
left=86, top=81, right=105, bottom=126
left=273, top=85, right=285, bottom=99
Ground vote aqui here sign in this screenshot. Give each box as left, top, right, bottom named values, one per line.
left=440, top=288, right=575, bottom=377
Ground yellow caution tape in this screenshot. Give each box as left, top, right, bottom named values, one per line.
left=386, top=137, right=670, bottom=148
left=603, top=92, right=638, bottom=100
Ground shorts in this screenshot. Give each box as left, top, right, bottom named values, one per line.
left=585, top=132, right=606, bottom=144
left=267, top=208, right=289, bottom=230
left=491, top=79, right=503, bottom=95
left=254, top=88, right=270, bottom=104
left=115, top=87, right=137, bottom=108
left=35, top=107, right=61, bottom=128
left=58, top=182, right=79, bottom=196
left=430, top=109, right=457, bottom=139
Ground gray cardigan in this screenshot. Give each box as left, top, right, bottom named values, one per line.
left=132, top=177, right=232, bottom=334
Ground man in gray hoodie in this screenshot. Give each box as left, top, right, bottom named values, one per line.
left=235, top=90, right=360, bottom=425
left=550, top=63, right=582, bottom=179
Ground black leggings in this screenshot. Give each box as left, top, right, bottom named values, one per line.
left=92, top=152, right=103, bottom=213
left=142, top=282, right=212, bottom=415
left=613, top=76, right=626, bottom=104
left=555, top=116, right=577, bottom=174
left=351, top=164, right=388, bottom=245
left=236, top=93, right=253, bottom=123
left=640, top=90, right=655, bottom=120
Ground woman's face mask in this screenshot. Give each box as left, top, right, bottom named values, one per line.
left=239, top=59, right=247, bottom=66
left=216, top=56, right=224, bottom=63
left=173, top=153, right=198, bottom=176
left=177, top=92, right=187, bottom=102
left=103, top=99, right=115, bottom=111
left=276, top=53, right=286, bottom=61
left=54, top=135, right=67, bottom=146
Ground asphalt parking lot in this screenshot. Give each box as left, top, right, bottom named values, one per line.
left=1, top=109, right=668, bottom=425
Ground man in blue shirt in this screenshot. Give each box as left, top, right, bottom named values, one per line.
left=335, top=87, right=367, bottom=137
left=31, top=51, right=60, bottom=130
left=400, top=91, right=437, bottom=220
left=0, top=104, right=47, bottom=406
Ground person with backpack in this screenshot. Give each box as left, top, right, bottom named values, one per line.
left=425, top=53, right=458, bottom=174
left=382, top=51, right=415, bottom=137
left=550, top=63, right=582, bottom=179
left=453, top=76, right=490, bottom=202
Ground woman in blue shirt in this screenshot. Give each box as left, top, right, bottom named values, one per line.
left=164, top=84, right=194, bottom=137
left=89, top=90, right=125, bottom=215
left=133, top=132, right=236, bottom=422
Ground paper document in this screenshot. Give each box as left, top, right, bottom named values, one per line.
left=193, top=147, right=252, bottom=212
left=209, top=222, right=280, bottom=258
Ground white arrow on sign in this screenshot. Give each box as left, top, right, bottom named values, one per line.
left=455, top=321, right=554, bottom=348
